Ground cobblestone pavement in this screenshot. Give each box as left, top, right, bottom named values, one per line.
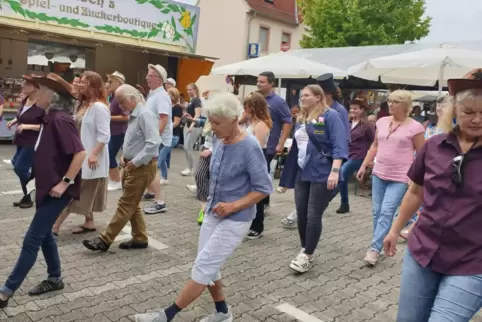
left=0, top=144, right=480, bottom=322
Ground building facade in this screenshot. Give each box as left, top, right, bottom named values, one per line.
left=195, top=0, right=305, bottom=92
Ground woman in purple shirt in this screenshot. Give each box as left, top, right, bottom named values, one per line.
left=384, top=70, right=482, bottom=322
left=336, top=99, right=375, bottom=214
left=6, top=75, right=45, bottom=208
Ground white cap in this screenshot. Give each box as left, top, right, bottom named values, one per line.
left=148, top=64, right=168, bottom=81
left=166, top=77, right=176, bottom=87
left=106, top=71, right=125, bottom=83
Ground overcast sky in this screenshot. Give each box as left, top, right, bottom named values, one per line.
left=421, top=0, right=482, bottom=42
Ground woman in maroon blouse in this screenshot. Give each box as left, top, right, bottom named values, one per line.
left=384, top=69, right=482, bottom=322
left=6, top=75, right=44, bottom=208
left=0, top=73, right=86, bottom=308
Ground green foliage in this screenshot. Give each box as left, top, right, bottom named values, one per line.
left=299, top=0, right=432, bottom=48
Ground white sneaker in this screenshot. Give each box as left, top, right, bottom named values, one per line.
left=108, top=181, right=122, bottom=191
left=2, top=159, right=12, bottom=165
left=181, top=168, right=192, bottom=176
left=135, top=311, right=167, bottom=322
left=200, top=308, right=233, bottom=322
left=186, top=184, right=197, bottom=193
left=160, top=178, right=169, bottom=185
left=276, top=187, right=287, bottom=193
left=290, top=253, right=311, bottom=273
left=300, top=248, right=314, bottom=262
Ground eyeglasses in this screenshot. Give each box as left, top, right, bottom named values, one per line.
left=451, top=139, right=478, bottom=188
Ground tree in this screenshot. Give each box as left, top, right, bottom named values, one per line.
left=299, top=0, right=432, bottom=48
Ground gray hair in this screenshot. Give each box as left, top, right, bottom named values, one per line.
left=116, top=84, right=145, bottom=104
left=40, top=85, right=75, bottom=115
left=437, top=89, right=482, bottom=133
left=204, top=92, right=242, bottom=120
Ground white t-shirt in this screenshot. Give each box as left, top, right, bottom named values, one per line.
left=145, top=86, right=172, bottom=146
left=295, top=124, right=309, bottom=169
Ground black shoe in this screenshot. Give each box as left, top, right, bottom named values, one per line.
left=143, top=193, right=155, bottom=201
left=82, top=237, right=110, bottom=252
left=0, top=295, right=9, bottom=308
left=13, top=195, right=32, bottom=207
left=28, top=280, right=64, bottom=296
left=246, top=230, right=263, bottom=240
left=336, top=204, right=350, bottom=214
left=118, top=239, right=148, bottom=250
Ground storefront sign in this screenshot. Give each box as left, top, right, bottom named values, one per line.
left=0, top=0, right=200, bottom=53
left=248, top=43, right=259, bottom=58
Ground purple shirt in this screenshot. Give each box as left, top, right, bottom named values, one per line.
left=33, top=110, right=85, bottom=205
left=14, top=102, right=45, bottom=147
left=348, top=121, right=375, bottom=160
left=265, top=92, right=292, bottom=155
left=109, top=97, right=128, bottom=136
left=407, top=132, right=482, bottom=275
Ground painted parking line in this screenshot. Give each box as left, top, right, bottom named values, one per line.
left=118, top=225, right=169, bottom=250
left=1, top=190, right=23, bottom=195
left=276, top=303, right=326, bottom=322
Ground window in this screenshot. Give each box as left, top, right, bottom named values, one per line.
left=281, top=32, right=291, bottom=51
left=259, top=27, right=270, bottom=53
left=264, top=0, right=274, bottom=3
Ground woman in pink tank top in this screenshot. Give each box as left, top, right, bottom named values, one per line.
left=356, top=90, right=425, bottom=266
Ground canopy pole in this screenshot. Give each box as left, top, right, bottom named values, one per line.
left=437, top=61, right=447, bottom=98
left=278, top=78, right=282, bottom=95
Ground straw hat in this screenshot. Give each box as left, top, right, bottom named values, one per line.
left=148, top=64, right=167, bottom=81
left=106, top=71, right=126, bottom=84
left=32, top=73, right=76, bottom=99
left=22, top=74, right=40, bottom=88
left=166, top=77, right=176, bottom=87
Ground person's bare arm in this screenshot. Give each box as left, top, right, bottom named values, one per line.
left=361, top=130, right=379, bottom=168
left=413, top=132, right=425, bottom=153
left=238, top=112, right=249, bottom=125
left=111, top=115, right=128, bottom=122
left=188, top=107, right=202, bottom=130
left=254, top=122, right=270, bottom=147
left=159, top=114, right=169, bottom=134
left=65, top=151, right=87, bottom=179
left=173, top=116, right=181, bottom=128
left=20, top=124, right=41, bottom=131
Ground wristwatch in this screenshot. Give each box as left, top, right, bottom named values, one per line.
left=62, top=176, right=74, bottom=185
left=331, top=168, right=340, bottom=173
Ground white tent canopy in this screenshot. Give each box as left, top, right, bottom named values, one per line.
left=211, top=52, right=346, bottom=79
left=348, top=44, right=482, bottom=87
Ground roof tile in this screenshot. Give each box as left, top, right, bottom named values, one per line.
left=246, top=0, right=298, bottom=25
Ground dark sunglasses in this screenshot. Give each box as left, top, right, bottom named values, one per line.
left=451, top=139, right=478, bottom=188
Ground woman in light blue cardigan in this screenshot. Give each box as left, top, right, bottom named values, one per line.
left=53, top=72, right=111, bottom=235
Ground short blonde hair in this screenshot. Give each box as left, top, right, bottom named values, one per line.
left=389, top=90, right=412, bottom=116
left=437, top=89, right=482, bottom=133
left=205, top=92, right=241, bottom=120
left=167, top=87, right=180, bottom=104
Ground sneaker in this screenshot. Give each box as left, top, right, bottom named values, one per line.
left=144, top=203, right=168, bottom=214
left=143, top=193, right=155, bottom=201
left=181, top=168, right=192, bottom=176
left=197, top=209, right=204, bottom=225
left=0, top=295, right=9, bottom=308
left=281, top=216, right=297, bottom=229
left=336, top=204, right=350, bottom=214
left=186, top=184, right=197, bottom=193
left=119, top=239, right=148, bottom=250
left=82, top=237, right=110, bottom=252
left=2, top=159, right=12, bottom=165
left=290, top=253, right=311, bottom=273
left=200, top=308, right=233, bottom=322
left=246, top=230, right=263, bottom=240
left=276, top=187, right=287, bottom=193
left=364, top=250, right=379, bottom=266
left=160, top=178, right=169, bottom=185
left=28, top=279, right=65, bottom=296
left=135, top=310, right=167, bottom=322
left=300, top=248, right=314, bottom=263
left=108, top=181, right=122, bottom=191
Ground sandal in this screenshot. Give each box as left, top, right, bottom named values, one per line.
left=72, top=226, right=97, bottom=234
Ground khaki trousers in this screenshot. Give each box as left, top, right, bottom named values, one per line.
left=100, top=160, right=156, bottom=244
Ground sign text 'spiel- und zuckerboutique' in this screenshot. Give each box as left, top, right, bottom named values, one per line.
left=0, top=0, right=200, bottom=52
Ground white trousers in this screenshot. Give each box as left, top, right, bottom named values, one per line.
left=191, top=214, right=251, bottom=285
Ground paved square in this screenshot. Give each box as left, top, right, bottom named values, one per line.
left=0, top=144, right=480, bottom=322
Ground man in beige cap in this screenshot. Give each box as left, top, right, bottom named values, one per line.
left=143, top=64, right=173, bottom=214
left=106, top=71, right=129, bottom=192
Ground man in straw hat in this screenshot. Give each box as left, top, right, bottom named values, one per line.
left=164, top=77, right=176, bottom=90
left=82, top=84, right=160, bottom=252
left=0, top=73, right=86, bottom=308
left=142, top=64, right=173, bottom=215
left=106, top=71, right=128, bottom=192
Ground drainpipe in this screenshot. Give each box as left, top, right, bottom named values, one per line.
left=242, top=10, right=257, bottom=98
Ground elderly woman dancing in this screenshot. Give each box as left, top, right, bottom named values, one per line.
left=135, top=92, right=273, bottom=322
left=0, top=73, right=85, bottom=308
left=384, top=69, right=482, bottom=322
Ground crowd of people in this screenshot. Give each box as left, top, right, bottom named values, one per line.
left=0, top=64, right=481, bottom=322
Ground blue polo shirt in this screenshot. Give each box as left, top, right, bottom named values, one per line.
left=330, top=100, right=350, bottom=142
left=265, top=92, right=292, bottom=155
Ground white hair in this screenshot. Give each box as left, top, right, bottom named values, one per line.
left=116, top=84, right=145, bottom=104
left=204, top=92, right=242, bottom=120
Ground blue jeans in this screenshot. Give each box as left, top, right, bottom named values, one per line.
left=397, top=250, right=482, bottom=322
left=108, top=133, right=125, bottom=169
left=12, top=146, right=35, bottom=196
left=339, top=159, right=363, bottom=205
left=158, top=136, right=180, bottom=179
left=0, top=195, right=72, bottom=296
left=370, top=175, right=407, bottom=252
left=165, top=135, right=180, bottom=170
